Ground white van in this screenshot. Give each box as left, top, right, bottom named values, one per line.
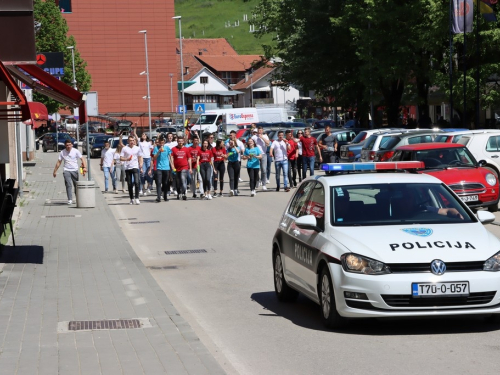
left=191, top=108, right=259, bottom=134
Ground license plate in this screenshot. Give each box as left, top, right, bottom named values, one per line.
left=460, top=195, right=479, bottom=202
left=341, top=152, right=347, bottom=157
left=412, top=282, right=469, bottom=297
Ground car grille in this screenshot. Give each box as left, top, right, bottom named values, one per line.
left=382, top=292, right=496, bottom=307
left=449, top=183, right=485, bottom=194
left=387, top=261, right=484, bottom=273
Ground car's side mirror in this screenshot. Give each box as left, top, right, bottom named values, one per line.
left=478, top=159, right=487, bottom=167
left=295, top=215, right=322, bottom=232
left=477, top=210, right=495, bottom=225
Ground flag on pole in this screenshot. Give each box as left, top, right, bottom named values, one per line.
left=474, top=0, right=497, bottom=21
left=452, top=0, right=474, bottom=34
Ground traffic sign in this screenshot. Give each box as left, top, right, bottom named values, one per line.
left=176, top=105, right=186, bottom=114
left=194, top=104, right=205, bottom=114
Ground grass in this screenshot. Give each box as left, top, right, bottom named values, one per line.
left=174, top=0, right=274, bottom=54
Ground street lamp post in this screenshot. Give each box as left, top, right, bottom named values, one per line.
left=173, top=16, right=186, bottom=128
left=139, top=30, right=152, bottom=136
left=169, top=73, right=174, bottom=113
left=67, top=46, right=78, bottom=150
left=250, top=72, right=253, bottom=107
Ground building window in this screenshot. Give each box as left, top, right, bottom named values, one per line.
left=221, top=72, right=232, bottom=85
left=57, top=0, right=72, bottom=13
left=192, top=95, right=218, bottom=103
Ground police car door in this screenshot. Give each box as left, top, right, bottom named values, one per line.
left=280, top=181, right=315, bottom=292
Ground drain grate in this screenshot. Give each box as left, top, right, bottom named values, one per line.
left=165, top=249, right=207, bottom=255
left=58, top=318, right=151, bottom=333
left=42, top=215, right=81, bottom=218
left=130, top=221, right=160, bottom=224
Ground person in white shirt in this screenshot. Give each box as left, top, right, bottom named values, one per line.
left=270, top=130, right=291, bottom=192
left=100, top=140, right=117, bottom=193
left=139, top=133, right=154, bottom=195
left=114, top=142, right=126, bottom=192
left=53, top=139, right=87, bottom=204
left=120, top=135, right=144, bottom=205
left=251, top=126, right=270, bottom=191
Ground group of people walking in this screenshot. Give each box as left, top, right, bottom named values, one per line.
left=54, top=123, right=339, bottom=205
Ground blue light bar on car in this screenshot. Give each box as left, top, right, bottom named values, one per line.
left=320, top=162, right=425, bottom=171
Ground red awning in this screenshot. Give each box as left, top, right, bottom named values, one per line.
left=25, top=102, right=48, bottom=128
left=6, top=64, right=87, bottom=124
left=0, top=60, right=30, bottom=122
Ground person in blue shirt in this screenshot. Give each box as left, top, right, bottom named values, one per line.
left=243, top=138, right=262, bottom=197
left=152, top=136, right=172, bottom=202
left=226, top=139, right=241, bottom=196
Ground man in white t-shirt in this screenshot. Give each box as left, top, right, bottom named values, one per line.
left=100, top=140, right=117, bottom=193
left=270, top=130, right=291, bottom=192
left=53, top=139, right=87, bottom=204
left=120, top=135, right=144, bottom=205
left=251, top=126, right=270, bottom=190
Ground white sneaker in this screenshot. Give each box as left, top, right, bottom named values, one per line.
left=135, top=198, right=140, bottom=205
left=254, top=189, right=257, bottom=195
left=230, top=190, right=234, bottom=197
left=204, top=195, right=209, bottom=200
left=129, top=200, right=134, bottom=205
left=147, top=189, right=151, bottom=195
left=258, top=181, right=262, bottom=187
left=173, top=190, right=178, bottom=195
left=68, top=200, right=72, bottom=205
left=238, top=178, right=243, bottom=182
left=251, top=190, right=255, bottom=197
left=208, top=194, right=213, bottom=200
left=139, top=190, right=144, bottom=196
left=262, top=185, right=267, bottom=191
left=265, top=180, right=270, bottom=184
left=234, top=190, right=239, bottom=196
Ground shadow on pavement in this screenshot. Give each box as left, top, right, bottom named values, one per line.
left=0, top=245, right=44, bottom=264
left=251, top=291, right=500, bottom=335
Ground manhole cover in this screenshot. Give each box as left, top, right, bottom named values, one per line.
left=164, top=249, right=207, bottom=255
left=58, top=318, right=151, bottom=333
left=130, top=221, right=160, bottom=224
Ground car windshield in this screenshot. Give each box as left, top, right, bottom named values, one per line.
left=351, top=132, right=368, bottom=144
left=196, top=115, right=217, bottom=125
left=331, top=183, right=474, bottom=226
left=57, top=133, right=72, bottom=140
left=415, top=147, right=477, bottom=168
left=363, top=135, right=377, bottom=150
left=93, top=136, right=109, bottom=143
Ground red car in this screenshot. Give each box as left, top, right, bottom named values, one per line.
left=391, top=143, right=499, bottom=212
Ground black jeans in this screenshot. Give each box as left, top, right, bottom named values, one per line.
left=288, top=159, right=297, bottom=187
left=200, top=163, right=212, bottom=194
left=297, top=155, right=303, bottom=182
left=227, top=161, right=240, bottom=191
left=247, top=168, right=260, bottom=191
left=125, top=168, right=140, bottom=199
left=155, top=169, right=171, bottom=200
left=213, top=161, right=225, bottom=191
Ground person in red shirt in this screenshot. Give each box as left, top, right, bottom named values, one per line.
left=189, top=136, right=202, bottom=198
left=198, top=140, right=215, bottom=199
left=300, top=127, right=322, bottom=177
left=285, top=130, right=299, bottom=187
left=212, top=139, right=227, bottom=197
left=169, top=137, right=192, bottom=200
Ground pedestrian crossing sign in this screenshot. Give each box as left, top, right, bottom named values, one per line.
left=194, top=104, right=205, bottom=114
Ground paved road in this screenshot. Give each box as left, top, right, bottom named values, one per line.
left=90, top=155, right=500, bottom=375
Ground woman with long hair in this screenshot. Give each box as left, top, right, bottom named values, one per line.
left=242, top=138, right=262, bottom=197
left=226, top=139, right=241, bottom=196
left=138, top=133, right=153, bottom=195
left=198, top=140, right=215, bottom=200
left=212, top=139, right=227, bottom=197
left=114, top=137, right=126, bottom=192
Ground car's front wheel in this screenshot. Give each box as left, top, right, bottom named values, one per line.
left=319, top=266, right=347, bottom=329
left=273, top=250, right=298, bottom=302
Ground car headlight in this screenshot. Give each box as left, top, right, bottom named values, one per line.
left=483, top=251, right=500, bottom=271
left=341, top=253, right=391, bottom=275
left=486, top=173, right=497, bottom=187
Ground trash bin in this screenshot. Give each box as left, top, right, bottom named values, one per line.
left=76, top=180, right=95, bottom=208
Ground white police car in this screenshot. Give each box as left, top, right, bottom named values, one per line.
left=272, top=162, right=500, bottom=328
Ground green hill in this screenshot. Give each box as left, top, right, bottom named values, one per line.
left=174, top=0, right=274, bottom=54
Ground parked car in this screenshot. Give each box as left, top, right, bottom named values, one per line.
left=457, top=132, right=500, bottom=179
left=360, top=129, right=442, bottom=163
left=434, top=129, right=500, bottom=144
left=82, top=134, right=112, bottom=158
left=390, top=143, right=499, bottom=212
left=373, top=131, right=443, bottom=162
left=110, top=137, right=129, bottom=149
left=41, top=133, right=77, bottom=152
left=313, top=120, right=337, bottom=129
left=339, top=128, right=405, bottom=163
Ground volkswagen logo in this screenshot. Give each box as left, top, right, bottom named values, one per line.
left=430, top=259, right=446, bottom=275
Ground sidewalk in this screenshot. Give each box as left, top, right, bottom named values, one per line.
left=0, top=150, right=226, bottom=374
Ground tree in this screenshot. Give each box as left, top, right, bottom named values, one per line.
left=33, top=0, right=91, bottom=114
